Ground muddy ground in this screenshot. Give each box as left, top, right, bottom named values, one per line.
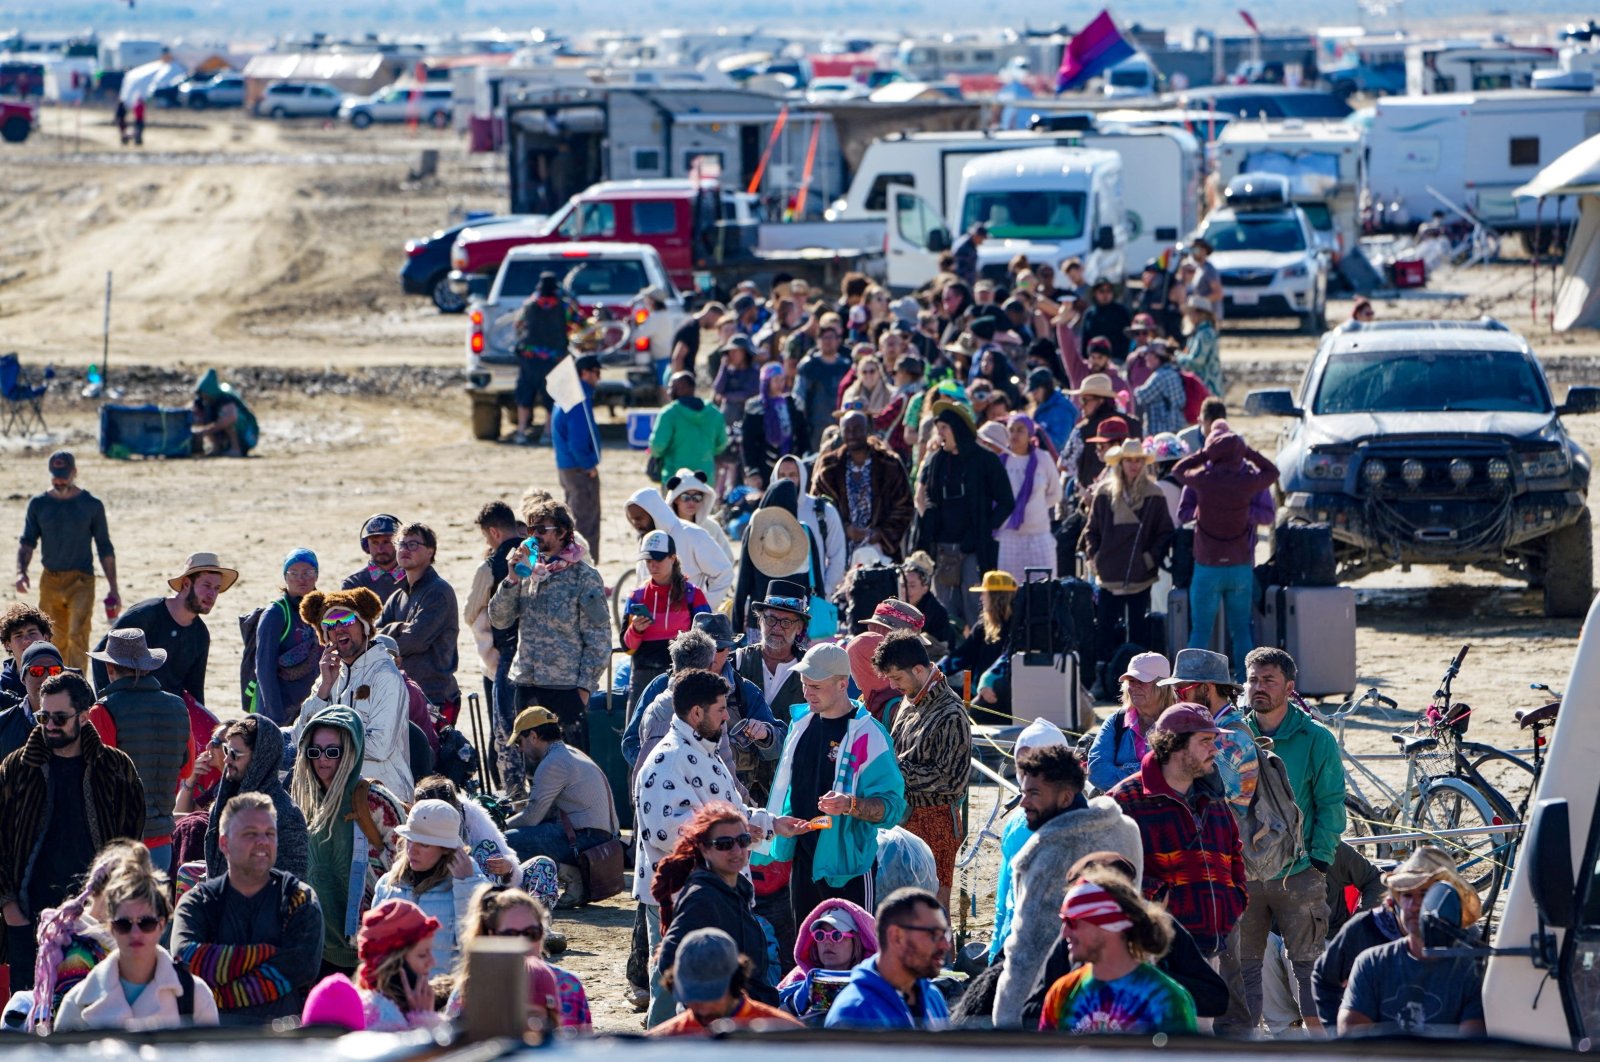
left=2, top=106, right=1595, bottom=1030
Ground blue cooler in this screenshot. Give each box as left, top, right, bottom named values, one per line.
left=626, top=408, right=660, bottom=450
left=99, top=404, right=194, bottom=459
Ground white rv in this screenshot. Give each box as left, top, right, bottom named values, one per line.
left=1215, top=118, right=1364, bottom=261
left=894, top=34, right=1029, bottom=81
left=831, top=122, right=1199, bottom=277
left=1404, top=42, right=1557, bottom=95
left=1366, top=89, right=1600, bottom=235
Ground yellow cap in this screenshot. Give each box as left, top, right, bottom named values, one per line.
left=507, top=706, right=560, bottom=745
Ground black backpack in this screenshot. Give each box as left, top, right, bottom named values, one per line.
left=846, top=565, right=900, bottom=633
left=238, top=598, right=292, bottom=714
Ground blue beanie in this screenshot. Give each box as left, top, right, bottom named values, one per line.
left=283, top=547, right=319, bottom=576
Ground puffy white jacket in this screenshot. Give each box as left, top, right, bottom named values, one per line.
left=631, top=715, right=772, bottom=903
left=666, top=472, right=737, bottom=563
left=626, top=487, right=735, bottom=608
left=296, top=644, right=414, bottom=800
left=55, top=947, right=221, bottom=1032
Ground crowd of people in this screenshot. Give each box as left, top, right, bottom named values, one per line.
left=0, top=250, right=1480, bottom=1043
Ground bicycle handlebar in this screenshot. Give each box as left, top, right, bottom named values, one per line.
left=1449, top=644, right=1471, bottom=672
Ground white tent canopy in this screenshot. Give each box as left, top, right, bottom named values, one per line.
left=1517, top=132, right=1600, bottom=330
left=119, top=59, right=189, bottom=104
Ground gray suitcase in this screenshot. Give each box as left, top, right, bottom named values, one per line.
left=1253, top=585, right=1357, bottom=698
left=1009, top=652, right=1091, bottom=732
left=1165, top=587, right=1228, bottom=658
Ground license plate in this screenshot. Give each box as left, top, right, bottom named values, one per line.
left=1232, top=291, right=1259, bottom=306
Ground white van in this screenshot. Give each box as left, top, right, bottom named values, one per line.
left=1103, top=54, right=1159, bottom=98
left=957, top=147, right=1127, bottom=285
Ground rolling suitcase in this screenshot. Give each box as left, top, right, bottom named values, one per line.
left=1009, top=652, right=1091, bottom=732
left=1254, top=585, right=1357, bottom=698
left=1165, top=587, right=1228, bottom=658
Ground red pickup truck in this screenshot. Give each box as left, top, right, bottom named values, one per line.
left=1, top=99, right=35, bottom=143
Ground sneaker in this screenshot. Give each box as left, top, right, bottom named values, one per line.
left=511, top=430, right=536, bottom=446
left=626, top=984, right=649, bottom=1012
left=543, top=927, right=568, bottom=956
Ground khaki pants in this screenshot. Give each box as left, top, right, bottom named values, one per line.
left=38, top=568, right=95, bottom=671
left=559, top=466, right=601, bottom=563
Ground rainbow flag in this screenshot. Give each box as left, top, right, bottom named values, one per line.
left=1057, top=10, right=1136, bottom=93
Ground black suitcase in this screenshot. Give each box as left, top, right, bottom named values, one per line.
left=1056, top=576, right=1097, bottom=669
left=1274, top=523, right=1337, bottom=587
left=1167, top=527, right=1196, bottom=590
left=846, top=564, right=900, bottom=633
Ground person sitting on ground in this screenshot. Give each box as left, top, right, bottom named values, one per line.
left=411, top=775, right=518, bottom=883
left=650, top=927, right=801, bottom=1036
left=54, top=853, right=220, bottom=1031
left=191, top=368, right=256, bottom=457
left=173, top=792, right=324, bottom=1025
left=1085, top=652, right=1175, bottom=793
left=778, top=899, right=879, bottom=1025
left=502, top=707, right=619, bottom=872
left=373, top=800, right=489, bottom=979
left=354, top=899, right=443, bottom=1032
left=1036, top=869, right=1197, bottom=1034
left=202, top=715, right=309, bottom=880
left=824, top=887, right=950, bottom=1030
left=445, top=884, right=591, bottom=1032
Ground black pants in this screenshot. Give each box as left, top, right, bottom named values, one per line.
left=6, top=922, right=36, bottom=992
left=789, top=834, right=869, bottom=928
left=1095, top=587, right=1153, bottom=671
left=515, top=683, right=589, bottom=754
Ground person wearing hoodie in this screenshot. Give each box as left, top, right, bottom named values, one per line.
left=372, top=800, right=489, bottom=979
left=772, top=456, right=846, bottom=598
left=1171, top=423, right=1279, bottom=682
left=289, top=707, right=405, bottom=975
left=202, top=715, right=309, bottom=879
left=622, top=531, right=712, bottom=713
left=651, top=371, right=728, bottom=487
left=625, top=486, right=735, bottom=611
left=913, top=401, right=1015, bottom=631
left=779, top=898, right=879, bottom=1024
left=824, top=888, right=950, bottom=1029
left=294, top=588, right=413, bottom=801
left=666, top=468, right=736, bottom=564
left=743, top=363, right=811, bottom=489
left=731, top=481, right=822, bottom=631
left=991, top=745, right=1143, bottom=1027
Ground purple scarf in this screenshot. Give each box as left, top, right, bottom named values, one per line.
left=760, top=363, right=793, bottom=453
left=1005, top=414, right=1040, bottom=531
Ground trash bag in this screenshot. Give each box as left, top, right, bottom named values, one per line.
left=873, top=824, right=938, bottom=898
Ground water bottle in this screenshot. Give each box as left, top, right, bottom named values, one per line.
left=512, top=537, right=539, bottom=578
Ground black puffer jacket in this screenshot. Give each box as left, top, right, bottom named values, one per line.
left=915, top=409, right=1015, bottom=572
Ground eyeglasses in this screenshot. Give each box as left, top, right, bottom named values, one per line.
left=321, top=611, right=359, bottom=629
left=37, top=711, right=78, bottom=727
left=224, top=745, right=247, bottom=761
left=494, top=926, right=545, bottom=941
left=810, top=926, right=856, bottom=943
left=110, top=916, right=163, bottom=935
left=305, top=745, right=343, bottom=761
left=704, top=833, right=753, bottom=852
left=762, top=614, right=803, bottom=631
left=25, top=664, right=64, bottom=679
left=397, top=539, right=427, bottom=551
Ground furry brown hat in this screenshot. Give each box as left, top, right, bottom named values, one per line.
left=300, top=587, right=384, bottom=642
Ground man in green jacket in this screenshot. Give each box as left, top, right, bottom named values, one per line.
left=1241, top=645, right=1346, bottom=1036
left=649, top=372, right=727, bottom=486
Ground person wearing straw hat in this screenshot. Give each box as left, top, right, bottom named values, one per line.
left=913, top=400, right=1014, bottom=632
left=1065, top=379, right=1138, bottom=491
left=92, top=552, right=237, bottom=706
left=731, top=480, right=823, bottom=635
left=1336, top=847, right=1485, bottom=1037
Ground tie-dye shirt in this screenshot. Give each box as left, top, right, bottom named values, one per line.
left=1038, top=962, right=1197, bottom=1035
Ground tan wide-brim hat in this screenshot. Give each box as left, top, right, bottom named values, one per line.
left=746, top=507, right=811, bottom=578
left=1383, top=845, right=1483, bottom=927
left=168, top=551, right=239, bottom=593
left=1104, top=441, right=1149, bottom=464
left=1066, top=372, right=1118, bottom=400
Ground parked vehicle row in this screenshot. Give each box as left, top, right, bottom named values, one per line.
left=252, top=79, right=454, bottom=127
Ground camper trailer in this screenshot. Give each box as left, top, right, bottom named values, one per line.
left=1215, top=118, right=1364, bottom=261
left=1366, top=89, right=1600, bottom=236
left=1404, top=42, right=1558, bottom=95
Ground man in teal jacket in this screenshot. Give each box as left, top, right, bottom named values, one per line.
left=648, top=372, right=727, bottom=485
left=760, top=643, right=906, bottom=928
left=1241, top=645, right=1346, bottom=1035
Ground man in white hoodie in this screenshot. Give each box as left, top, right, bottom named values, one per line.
left=625, top=487, right=735, bottom=609
left=771, top=455, right=845, bottom=599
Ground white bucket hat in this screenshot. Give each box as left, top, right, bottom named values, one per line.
left=394, top=799, right=463, bottom=850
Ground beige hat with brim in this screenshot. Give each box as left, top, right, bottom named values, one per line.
left=1103, top=441, right=1148, bottom=464
left=746, top=507, right=811, bottom=578
left=1066, top=372, right=1118, bottom=400
left=1383, top=845, right=1483, bottom=928
left=168, top=551, right=239, bottom=593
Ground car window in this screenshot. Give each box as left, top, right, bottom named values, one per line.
left=961, top=190, right=1086, bottom=240
left=632, top=201, right=678, bottom=236
left=499, top=257, right=650, bottom=300
left=426, top=87, right=452, bottom=99
left=577, top=202, right=616, bottom=238
left=274, top=85, right=304, bottom=96
left=1200, top=213, right=1307, bottom=253
left=1312, top=350, right=1551, bottom=415
left=1298, top=202, right=1333, bottom=231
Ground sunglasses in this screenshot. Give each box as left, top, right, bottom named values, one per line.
left=321, top=611, right=359, bottom=629
left=494, top=926, right=545, bottom=941
left=224, top=745, right=247, bottom=760
left=676, top=492, right=706, bottom=504
left=111, top=916, right=163, bottom=935
left=38, top=710, right=78, bottom=727
left=305, top=745, right=343, bottom=761
left=704, top=833, right=753, bottom=852
left=528, top=525, right=559, bottom=535
left=25, top=663, right=64, bottom=679
left=810, top=926, right=856, bottom=943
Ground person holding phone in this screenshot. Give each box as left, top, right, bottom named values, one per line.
left=353, top=899, right=444, bottom=1031
left=622, top=532, right=711, bottom=715
left=373, top=800, right=488, bottom=979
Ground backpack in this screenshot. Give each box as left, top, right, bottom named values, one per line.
left=239, top=597, right=292, bottom=714
left=1180, top=370, right=1210, bottom=426
left=347, top=780, right=385, bottom=850
left=1241, top=739, right=1306, bottom=882
left=173, top=961, right=195, bottom=1020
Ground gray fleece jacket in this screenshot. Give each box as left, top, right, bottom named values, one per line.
left=991, top=795, right=1144, bottom=1028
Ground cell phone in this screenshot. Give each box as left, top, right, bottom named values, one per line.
left=627, top=602, right=653, bottom=621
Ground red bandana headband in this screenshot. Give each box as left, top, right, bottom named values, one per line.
left=1060, top=881, right=1133, bottom=932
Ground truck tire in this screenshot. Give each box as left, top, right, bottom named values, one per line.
left=430, top=110, right=450, bottom=129
left=1, top=115, right=29, bottom=143
left=471, top=397, right=502, bottom=442
left=189, top=95, right=207, bottom=110
left=430, top=272, right=466, bottom=313
left=1541, top=509, right=1594, bottom=618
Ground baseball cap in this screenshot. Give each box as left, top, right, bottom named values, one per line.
left=1154, top=703, right=1224, bottom=736
left=360, top=513, right=401, bottom=547
left=20, top=641, right=64, bottom=670
left=1120, top=652, right=1171, bottom=684
left=573, top=354, right=602, bottom=374
left=508, top=706, right=559, bottom=745
left=793, top=642, right=851, bottom=681
left=639, top=530, right=675, bottom=561
left=372, top=634, right=400, bottom=657
left=671, top=928, right=741, bottom=1004
left=669, top=371, right=696, bottom=390
left=813, top=908, right=858, bottom=934
left=47, top=450, right=74, bottom=478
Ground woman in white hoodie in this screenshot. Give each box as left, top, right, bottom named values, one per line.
left=55, top=859, right=220, bottom=1032
left=772, top=455, right=846, bottom=598
left=665, top=468, right=736, bottom=564
left=623, top=486, right=734, bottom=609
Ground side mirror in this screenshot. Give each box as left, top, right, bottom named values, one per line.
left=1558, top=385, right=1600, bottom=415
left=927, top=227, right=951, bottom=253
left=1527, top=798, right=1575, bottom=929
left=1420, top=880, right=1465, bottom=951
left=1095, top=225, right=1116, bottom=251
left=1245, top=389, right=1301, bottom=417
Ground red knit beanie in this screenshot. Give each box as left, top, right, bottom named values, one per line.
left=357, top=899, right=440, bottom=989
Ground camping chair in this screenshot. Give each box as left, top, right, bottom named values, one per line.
left=1, top=352, right=49, bottom=436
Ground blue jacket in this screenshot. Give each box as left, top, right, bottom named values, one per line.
left=551, top=383, right=600, bottom=470
left=1086, top=709, right=1145, bottom=794
left=988, top=810, right=1033, bottom=959
left=824, top=955, right=948, bottom=1029
left=372, top=867, right=488, bottom=978
left=1032, top=390, right=1078, bottom=451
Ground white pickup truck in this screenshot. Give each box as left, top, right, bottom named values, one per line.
left=464, top=242, right=687, bottom=441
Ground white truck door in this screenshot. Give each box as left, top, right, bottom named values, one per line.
left=884, top=184, right=950, bottom=293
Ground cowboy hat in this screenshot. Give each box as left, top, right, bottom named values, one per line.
left=1066, top=373, right=1118, bottom=401
left=89, top=629, right=168, bottom=671
left=1103, top=441, right=1149, bottom=464
left=968, top=570, right=1018, bottom=594
left=167, top=551, right=239, bottom=593
left=746, top=509, right=811, bottom=579
left=752, top=579, right=812, bottom=619
left=976, top=421, right=1010, bottom=454
left=942, top=332, right=981, bottom=359
left=1384, top=846, right=1483, bottom=928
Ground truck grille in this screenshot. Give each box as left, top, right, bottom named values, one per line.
left=1222, top=268, right=1276, bottom=288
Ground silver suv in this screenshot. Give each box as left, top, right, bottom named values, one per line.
left=254, top=81, right=347, bottom=119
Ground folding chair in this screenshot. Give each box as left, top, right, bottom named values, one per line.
left=1, top=352, right=48, bottom=436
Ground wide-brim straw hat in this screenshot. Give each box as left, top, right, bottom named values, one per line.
left=168, top=551, right=239, bottom=593
left=746, top=508, right=810, bottom=578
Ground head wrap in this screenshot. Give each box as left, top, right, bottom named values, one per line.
left=1060, top=881, right=1133, bottom=932
left=1003, top=413, right=1041, bottom=531
left=760, top=362, right=793, bottom=453
left=283, top=547, right=319, bottom=577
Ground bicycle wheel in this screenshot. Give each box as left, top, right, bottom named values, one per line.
left=1343, top=794, right=1395, bottom=863
left=1461, top=742, right=1537, bottom=813
left=1409, top=777, right=1514, bottom=896
left=610, top=565, right=639, bottom=635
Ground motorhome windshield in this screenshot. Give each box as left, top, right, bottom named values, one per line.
left=961, top=190, right=1087, bottom=241
left=1200, top=213, right=1307, bottom=254
left=1241, top=149, right=1342, bottom=198
left=1313, top=350, right=1551, bottom=414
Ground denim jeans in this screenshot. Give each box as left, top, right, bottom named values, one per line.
left=505, top=821, right=611, bottom=865
left=1188, top=562, right=1255, bottom=682
left=149, top=842, right=172, bottom=874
